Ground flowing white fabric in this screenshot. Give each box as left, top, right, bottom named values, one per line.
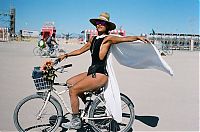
left=104, top=41, right=173, bottom=123
left=104, top=51, right=122, bottom=122
left=112, top=41, right=173, bottom=75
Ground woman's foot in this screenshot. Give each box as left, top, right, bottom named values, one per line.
left=61, top=116, right=81, bottom=129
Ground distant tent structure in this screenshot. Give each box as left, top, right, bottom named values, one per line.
left=152, top=29, right=156, bottom=35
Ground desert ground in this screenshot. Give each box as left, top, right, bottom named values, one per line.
left=0, top=41, right=199, bottom=131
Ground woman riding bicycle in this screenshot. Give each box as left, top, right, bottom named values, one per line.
left=58, top=12, right=151, bottom=129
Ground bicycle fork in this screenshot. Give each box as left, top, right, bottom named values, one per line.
left=36, top=91, right=51, bottom=120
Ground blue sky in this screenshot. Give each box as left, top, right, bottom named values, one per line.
left=0, top=0, right=199, bottom=35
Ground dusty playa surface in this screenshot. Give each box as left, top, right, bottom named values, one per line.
left=0, top=41, right=199, bottom=131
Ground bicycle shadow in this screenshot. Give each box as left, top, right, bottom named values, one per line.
left=75, top=115, right=159, bottom=132
left=25, top=114, right=159, bottom=132
left=135, top=115, right=159, bottom=127
left=59, top=115, right=159, bottom=132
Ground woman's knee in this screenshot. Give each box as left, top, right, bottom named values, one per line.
left=66, top=79, right=73, bottom=87
left=69, top=87, right=80, bottom=97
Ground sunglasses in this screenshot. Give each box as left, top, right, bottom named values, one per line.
left=96, top=21, right=107, bottom=26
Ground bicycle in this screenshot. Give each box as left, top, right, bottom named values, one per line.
left=13, top=60, right=135, bottom=132
left=160, top=43, right=173, bottom=55
left=33, top=40, right=65, bottom=58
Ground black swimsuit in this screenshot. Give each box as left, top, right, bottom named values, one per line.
left=87, top=36, right=109, bottom=77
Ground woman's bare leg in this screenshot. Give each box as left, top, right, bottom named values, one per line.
left=69, top=73, right=108, bottom=114
left=67, top=72, right=87, bottom=85
left=66, top=72, right=88, bottom=103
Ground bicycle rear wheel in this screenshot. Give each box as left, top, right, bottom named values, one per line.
left=88, top=93, right=135, bottom=132
left=49, top=49, right=59, bottom=58
left=119, top=93, right=135, bottom=131
left=13, top=93, right=63, bottom=131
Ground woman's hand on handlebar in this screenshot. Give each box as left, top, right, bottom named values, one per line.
left=60, top=53, right=69, bottom=61
left=54, top=54, right=68, bottom=65
left=58, top=54, right=67, bottom=61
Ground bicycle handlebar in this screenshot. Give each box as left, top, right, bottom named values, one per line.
left=53, top=58, right=72, bottom=73
left=55, top=64, right=72, bottom=70
left=62, top=64, right=72, bottom=68
left=53, top=58, right=61, bottom=65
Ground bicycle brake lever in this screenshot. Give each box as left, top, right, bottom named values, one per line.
left=60, top=66, right=64, bottom=73
left=53, top=58, right=61, bottom=66
left=55, top=66, right=64, bottom=73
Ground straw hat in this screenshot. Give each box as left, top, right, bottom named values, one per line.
left=90, top=12, right=116, bottom=31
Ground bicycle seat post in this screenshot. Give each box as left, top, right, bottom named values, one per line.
left=83, top=93, right=92, bottom=113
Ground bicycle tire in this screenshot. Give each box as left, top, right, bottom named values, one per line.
left=33, top=47, right=42, bottom=56
left=162, top=44, right=173, bottom=55
left=13, top=93, right=63, bottom=131
left=49, top=49, right=59, bottom=58
left=166, top=49, right=173, bottom=55
left=88, top=93, right=135, bottom=132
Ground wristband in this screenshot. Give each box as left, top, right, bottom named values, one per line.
left=65, top=54, right=69, bottom=58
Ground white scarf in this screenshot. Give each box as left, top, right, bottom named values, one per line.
left=104, top=41, right=173, bottom=123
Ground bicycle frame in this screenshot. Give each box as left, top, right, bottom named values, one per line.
left=81, top=93, right=113, bottom=120
left=37, top=85, right=113, bottom=122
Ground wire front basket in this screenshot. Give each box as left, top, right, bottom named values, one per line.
left=33, top=77, right=53, bottom=90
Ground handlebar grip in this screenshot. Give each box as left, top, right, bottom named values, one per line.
left=63, top=64, right=72, bottom=68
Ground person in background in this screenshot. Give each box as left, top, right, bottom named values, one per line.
left=46, top=33, right=58, bottom=54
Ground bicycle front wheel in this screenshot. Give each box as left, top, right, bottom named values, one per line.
left=88, top=93, right=135, bottom=132
left=33, top=47, right=42, bottom=56
left=13, top=93, right=63, bottom=131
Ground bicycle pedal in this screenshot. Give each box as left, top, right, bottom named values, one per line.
left=62, top=117, right=70, bottom=123
left=49, top=115, right=58, bottom=126
left=49, top=115, right=70, bottom=126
